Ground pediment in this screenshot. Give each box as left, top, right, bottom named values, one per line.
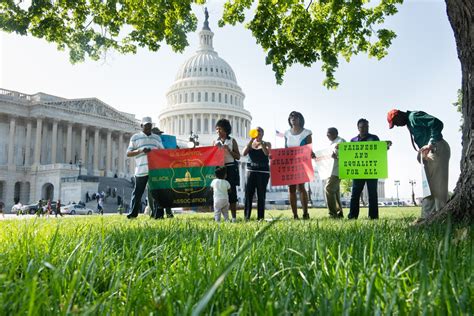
left=45, top=98, right=138, bottom=124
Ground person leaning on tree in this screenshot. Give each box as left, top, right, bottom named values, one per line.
left=325, top=127, right=346, bottom=219
left=387, top=109, right=450, bottom=219
left=285, top=111, right=313, bottom=220
left=126, top=117, right=164, bottom=219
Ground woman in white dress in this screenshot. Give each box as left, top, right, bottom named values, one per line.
left=284, top=111, right=313, bottom=220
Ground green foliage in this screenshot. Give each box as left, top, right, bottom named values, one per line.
left=220, top=0, right=404, bottom=87
left=0, top=0, right=403, bottom=88
left=0, top=209, right=472, bottom=314
left=452, top=88, right=463, bottom=131
left=0, top=0, right=206, bottom=63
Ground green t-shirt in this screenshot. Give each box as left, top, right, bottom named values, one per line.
left=407, top=111, right=444, bottom=148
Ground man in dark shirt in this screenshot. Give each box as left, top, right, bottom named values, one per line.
left=348, top=119, right=381, bottom=219
left=387, top=109, right=450, bottom=218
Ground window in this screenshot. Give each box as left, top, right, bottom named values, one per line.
left=212, top=92, right=215, bottom=102
left=219, top=93, right=222, bottom=102
left=179, top=94, right=182, bottom=103
left=230, top=95, right=233, bottom=104
left=205, top=92, right=208, bottom=101
left=204, top=118, right=209, bottom=133
left=197, top=118, right=201, bottom=133
left=185, top=94, right=188, bottom=103
left=198, top=92, right=201, bottom=102
left=191, top=93, right=194, bottom=102
left=225, top=94, right=228, bottom=103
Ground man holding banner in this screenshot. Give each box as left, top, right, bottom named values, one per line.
left=325, top=127, right=346, bottom=218
left=387, top=109, right=450, bottom=219
left=126, top=117, right=164, bottom=219
left=347, top=119, right=381, bottom=220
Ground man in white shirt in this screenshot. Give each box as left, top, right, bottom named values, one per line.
left=325, top=127, right=346, bottom=218
left=126, top=117, right=164, bottom=219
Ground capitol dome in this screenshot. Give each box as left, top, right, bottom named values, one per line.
left=158, top=11, right=252, bottom=147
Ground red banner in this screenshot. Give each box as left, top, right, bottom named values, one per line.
left=147, top=146, right=224, bottom=170
left=270, top=144, right=314, bottom=186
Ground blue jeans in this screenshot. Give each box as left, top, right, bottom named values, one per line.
left=129, top=175, right=148, bottom=217
left=349, top=179, right=379, bottom=219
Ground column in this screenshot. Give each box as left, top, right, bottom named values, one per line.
left=7, top=116, right=16, bottom=169
left=65, top=123, right=73, bottom=163
left=200, top=114, right=204, bottom=134
left=210, top=114, right=213, bottom=134
left=106, top=130, right=112, bottom=176
left=51, top=120, right=58, bottom=164
left=93, top=128, right=100, bottom=172
left=80, top=125, right=87, bottom=164
left=118, top=133, right=124, bottom=175
left=25, top=121, right=32, bottom=166
left=33, top=117, right=43, bottom=165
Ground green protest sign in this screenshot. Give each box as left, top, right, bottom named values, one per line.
left=339, top=141, right=388, bottom=179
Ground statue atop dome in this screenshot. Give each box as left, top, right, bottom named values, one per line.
left=203, top=7, right=211, bottom=30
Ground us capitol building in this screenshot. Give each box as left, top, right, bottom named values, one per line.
left=0, top=89, right=139, bottom=209
left=158, top=13, right=251, bottom=148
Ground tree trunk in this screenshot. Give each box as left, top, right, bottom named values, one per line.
left=425, top=0, right=474, bottom=224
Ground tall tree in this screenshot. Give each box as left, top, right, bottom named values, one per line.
left=0, top=0, right=472, bottom=222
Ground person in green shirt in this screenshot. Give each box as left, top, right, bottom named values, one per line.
left=387, top=109, right=450, bottom=219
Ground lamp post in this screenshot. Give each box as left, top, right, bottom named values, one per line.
left=409, top=180, right=417, bottom=206
left=77, top=159, right=83, bottom=179
left=394, top=180, right=400, bottom=207
left=188, top=132, right=199, bottom=148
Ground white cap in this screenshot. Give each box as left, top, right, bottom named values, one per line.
left=141, top=117, right=153, bottom=125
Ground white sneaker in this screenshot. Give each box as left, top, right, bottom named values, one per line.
left=231, top=218, right=236, bottom=223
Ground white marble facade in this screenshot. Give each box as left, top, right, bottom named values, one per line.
left=158, top=15, right=252, bottom=149
left=0, top=89, right=139, bottom=208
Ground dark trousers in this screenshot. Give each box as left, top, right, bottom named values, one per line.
left=244, top=172, right=270, bottom=220
left=349, top=179, right=379, bottom=219
left=129, top=175, right=148, bottom=217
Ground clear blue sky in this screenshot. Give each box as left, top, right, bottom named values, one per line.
left=0, top=0, right=462, bottom=200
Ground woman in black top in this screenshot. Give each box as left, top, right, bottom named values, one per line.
left=242, top=127, right=271, bottom=220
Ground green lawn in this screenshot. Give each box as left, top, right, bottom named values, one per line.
left=0, top=207, right=472, bottom=314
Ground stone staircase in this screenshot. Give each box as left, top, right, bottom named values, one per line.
left=85, top=177, right=136, bottom=214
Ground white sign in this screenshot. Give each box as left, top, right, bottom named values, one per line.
left=313, top=147, right=335, bottom=179
left=421, top=161, right=431, bottom=197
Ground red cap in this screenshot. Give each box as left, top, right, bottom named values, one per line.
left=387, top=109, right=400, bottom=129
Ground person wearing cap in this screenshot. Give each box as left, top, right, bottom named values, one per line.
left=126, top=117, right=164, bottom=219
left=325, top=127, right=346, bottom=219
left=347, top=118, right=381, bottom=220
left=387, top=109, right=450, bottom=218
left=147, top=126, right=174, bottom=219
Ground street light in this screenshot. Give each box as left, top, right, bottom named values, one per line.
left=409, top=180, right=417, bottom=206
left=394, top=180, right=400, bottom=207
left=77, top=159, right=83, bottom=179
left=188, top=132, right=199, bottom=148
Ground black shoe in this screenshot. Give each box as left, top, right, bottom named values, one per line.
left=126, top=213, right=137, bottom=219
left=302, top=213, right=310, bottom=220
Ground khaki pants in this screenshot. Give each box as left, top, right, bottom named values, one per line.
left=421, top=139, right=450, bottom=218
left=325, top=175, right=343, bottom=217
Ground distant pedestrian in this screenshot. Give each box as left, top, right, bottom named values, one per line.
left=211, top=167, right=231, bottom=222
left=98, top=197, right=104, bottom=215
left=46, top=199, right=52, bottom=217
left=36, top=200, right=43, bottom=217
left=85, top=191, right=90, bottom=202
left=12, top=198, right=22, bottom=216
left=56, top=199, right=63, bottom=217
left=0, top=200, right=5, bottom=218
